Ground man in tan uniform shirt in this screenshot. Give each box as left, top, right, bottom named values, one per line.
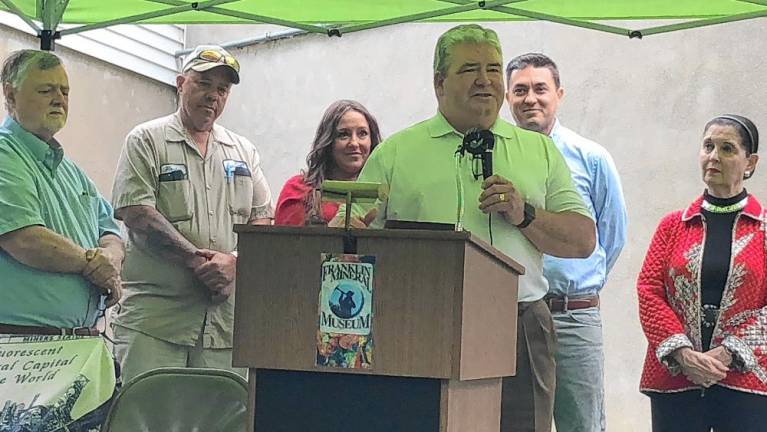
left=111, top=45, right=273, bottom=382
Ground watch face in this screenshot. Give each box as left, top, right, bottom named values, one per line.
left=524, top=202, right=535, bottom=218
left=518, top=202, right=536, bottom=228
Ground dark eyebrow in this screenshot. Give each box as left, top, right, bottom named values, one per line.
left=458, top=62, right=480, bottom=71
left=488, top=63, right=502, bottom=69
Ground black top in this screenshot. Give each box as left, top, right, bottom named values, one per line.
left=700, top=189, right=747, bottom=350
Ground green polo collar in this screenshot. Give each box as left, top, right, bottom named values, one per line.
left=426, top=111, right=517, bottom=139
left=2, top=116, right=64, bottom=171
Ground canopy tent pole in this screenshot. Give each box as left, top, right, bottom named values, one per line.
left=59, top=0, right=238, bottom=37
left=632, top=8, right=767, bottom=38
left=331, top=0, right=524, bottom=36
left=37, top=0, right=68, bottom=50
left=149, top=0, right=330, bottom=34
left=438, top=0, right=633, bottom=37
left=176, top=28, right=308, bottom=56
left=0, top=0, right=40, bottom=33
left=35, top=0, right=241, bottom=49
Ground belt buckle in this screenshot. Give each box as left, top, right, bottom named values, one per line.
left=545, top=295, right=568, bottom=313
left=63, top=326, right=88, bottom=336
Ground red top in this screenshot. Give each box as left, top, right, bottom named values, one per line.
left=637, top=194, right=767, bottom=395
left=274, top=174, right=340, bottom=226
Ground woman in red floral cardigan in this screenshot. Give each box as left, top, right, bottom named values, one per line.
left=274, top=100, right=381, bottom=226
left=637, top=115, right=766, bottom=431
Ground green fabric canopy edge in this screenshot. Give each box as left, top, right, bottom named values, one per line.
left=1, top=0, right=766, bottom=43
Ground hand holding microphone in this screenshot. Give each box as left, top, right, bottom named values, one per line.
left=479, top=175, right=526, bottom=225
left=461, top=129, right=530, bottom=227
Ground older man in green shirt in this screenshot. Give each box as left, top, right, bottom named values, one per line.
left=0, top=49, right=123, bottom=333
left=339, top=25, right=595, bottom=432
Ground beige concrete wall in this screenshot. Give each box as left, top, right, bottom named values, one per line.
left=188, top=20, right=767, bottom=431
left=0, top=25, right=177, bottom=198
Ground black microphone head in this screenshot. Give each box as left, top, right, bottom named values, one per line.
left=462, top=128, right=494, bottom=155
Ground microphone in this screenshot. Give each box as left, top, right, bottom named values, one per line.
left=461, top=129, right=495, bottom=180
left=454, top=128, right=495, bottom=231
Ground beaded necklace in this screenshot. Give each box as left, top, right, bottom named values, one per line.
left=701, top=196, right=748, bottom=214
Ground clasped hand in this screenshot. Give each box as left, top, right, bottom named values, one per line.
left=193, top=249, right=237, bottom=303
left=672, top=347, right=731, bottom=387
left=82, top=248, right=123, bottom=307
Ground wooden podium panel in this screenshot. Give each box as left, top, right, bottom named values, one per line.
left=232, top=225, right=524, bottom=432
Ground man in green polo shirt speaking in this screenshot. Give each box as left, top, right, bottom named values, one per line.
left=336, top=25, right=596, bottom=432
left=0, top=49, right=123, bottom=333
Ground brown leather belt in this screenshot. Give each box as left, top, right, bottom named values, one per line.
left=545, top=295, right=600, bottom=313
left=0, top=323, right=100, bottom=336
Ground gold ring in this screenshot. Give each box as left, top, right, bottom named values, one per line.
left=499, top=193, right=506, bottom=202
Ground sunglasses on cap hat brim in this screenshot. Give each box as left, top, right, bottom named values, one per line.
left=184, top=49, right=241, bottom=83
left=195, top=49, right=240, bottom=72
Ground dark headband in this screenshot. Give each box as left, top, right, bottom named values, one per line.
left=715, top=114, right=759, bottom=154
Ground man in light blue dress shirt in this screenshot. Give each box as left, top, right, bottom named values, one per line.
left=506, top=53, right=627, bottom=432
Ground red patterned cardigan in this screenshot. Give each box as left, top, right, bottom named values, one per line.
left=637, top=194, right=767, bottom=395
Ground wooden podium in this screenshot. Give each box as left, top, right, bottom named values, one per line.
left=233, top=225, right=524, bottom=432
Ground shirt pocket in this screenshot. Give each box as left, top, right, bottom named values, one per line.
left=157, top=179, right=193, bottom=222
left=77, top=192, right=100, bottom=232
left=78, top=192, right=99, bottom=214
left=227, top=175, right=253, bottom=223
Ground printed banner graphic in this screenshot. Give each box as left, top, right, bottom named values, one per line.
left=316, top=254, right=375, bottom=369
left=0, top=335, right=115, bottom=431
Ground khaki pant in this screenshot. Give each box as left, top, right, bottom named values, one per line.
left=501, top=299, right=557, bottom=432
left=112, top=324, right=246, bottom=385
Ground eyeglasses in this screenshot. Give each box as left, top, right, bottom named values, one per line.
left=194, top=49, right=240, bottom=73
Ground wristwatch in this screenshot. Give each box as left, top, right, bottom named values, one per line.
left=515, top=202, right=536, bottom=229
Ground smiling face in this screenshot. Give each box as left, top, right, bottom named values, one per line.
left=700, top=123, right=759, bottom=197
left=330, top=110, right=372, bottom=180
left=435, top=42, right=504, bottom=133
left=507, top=66, right=563, bottom=136
left=176, top=68, right=233, bottom=133
left=4, top=63, right=69, bottom=142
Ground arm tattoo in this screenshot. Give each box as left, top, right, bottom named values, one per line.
left=118, top=206, right=198, bottom=265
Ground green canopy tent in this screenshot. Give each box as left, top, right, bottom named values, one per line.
left=1, top=0, right=766, bottom=50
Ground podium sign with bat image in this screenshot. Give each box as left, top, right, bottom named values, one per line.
left=316, top=253, right=375, bottom=369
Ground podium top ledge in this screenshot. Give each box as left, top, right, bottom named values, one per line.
left=234, top=225, right=524, bottom=275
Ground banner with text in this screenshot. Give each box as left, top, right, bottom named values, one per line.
left=0, top=335, right=115, bottom=431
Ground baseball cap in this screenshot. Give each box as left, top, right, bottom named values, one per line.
left=181, top=45, right=240, bottom=84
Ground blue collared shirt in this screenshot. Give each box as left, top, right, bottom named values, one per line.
left=544, top=120, right=627, bottom=297
left=0, top=116, right=121, bottom=327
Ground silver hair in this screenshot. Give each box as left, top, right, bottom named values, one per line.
left=1, top=49, right=62, bottom=111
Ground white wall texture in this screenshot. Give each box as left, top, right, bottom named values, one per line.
left=187, top=20, right=767, bottom=431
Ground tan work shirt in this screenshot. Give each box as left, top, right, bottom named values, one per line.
left=111, top=112, right=273, bottom=348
